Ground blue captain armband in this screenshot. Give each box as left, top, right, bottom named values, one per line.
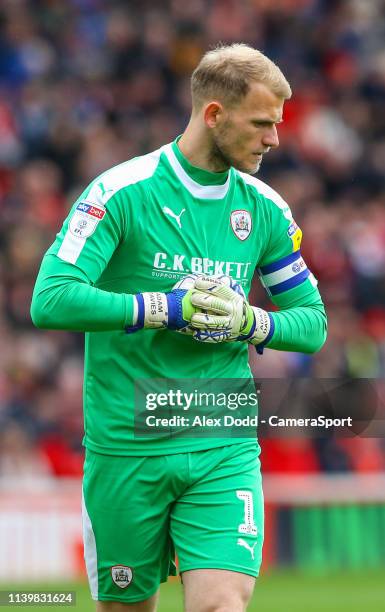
left=257, top=251, right=314, bottom=297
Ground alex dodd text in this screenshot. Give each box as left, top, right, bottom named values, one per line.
left=145, top=415, right=353, bottom=429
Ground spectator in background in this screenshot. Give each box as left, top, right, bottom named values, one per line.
left=0, top=421, right=53, bottom=489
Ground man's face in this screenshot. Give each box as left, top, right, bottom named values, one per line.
left=210, top=82, right=284, bottom=174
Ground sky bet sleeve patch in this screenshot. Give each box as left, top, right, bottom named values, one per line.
left=69, top=202, right=106, bottom=239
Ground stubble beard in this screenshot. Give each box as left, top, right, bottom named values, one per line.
left=210, top=133, right=261, bottom=175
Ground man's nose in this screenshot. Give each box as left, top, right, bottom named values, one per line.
left=262, top=125, right=279, bottom=148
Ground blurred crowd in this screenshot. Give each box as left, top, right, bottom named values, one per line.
left=0, top=0, right=385, bottom=482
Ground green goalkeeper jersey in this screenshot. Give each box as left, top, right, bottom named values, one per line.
left=31, top=138, right=327, bottom=455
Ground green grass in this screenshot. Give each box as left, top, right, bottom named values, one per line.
left=1, top=569, right=385, bottom=611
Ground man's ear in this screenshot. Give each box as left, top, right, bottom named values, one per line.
left=203, top=101, right=224, bottom=128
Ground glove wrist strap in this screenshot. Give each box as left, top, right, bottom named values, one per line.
left=141, top=292, right=169, bottom=329
left=248, top=307, right=271, bottom=345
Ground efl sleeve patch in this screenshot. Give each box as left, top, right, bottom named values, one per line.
left=69, top=202, right=106, bottom=238
left=257, top=251, right=311, bottom=296
left=57, top=201, right=106, bottom=264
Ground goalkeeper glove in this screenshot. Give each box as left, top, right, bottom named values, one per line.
left=190, top=276, right=274, bottom=350
left=171, top=273, right=245, bottom=342
left=126, top=287, right=197, bottom=332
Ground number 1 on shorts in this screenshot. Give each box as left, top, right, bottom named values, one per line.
left=236, top=490, right=258, bottom=535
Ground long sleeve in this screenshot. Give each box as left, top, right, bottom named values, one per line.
left=267, top=294, right=327, bottom=354
left=31, top=255, right=135, bottom=331
left=253, top=185, right=327, bottom=355
left=30, top=176, right=136, bottom=332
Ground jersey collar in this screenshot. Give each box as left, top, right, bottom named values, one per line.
left=162, top=139, right=232, bottom=200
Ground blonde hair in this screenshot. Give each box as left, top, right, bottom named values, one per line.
left=191, top=43, right=292, bottom=110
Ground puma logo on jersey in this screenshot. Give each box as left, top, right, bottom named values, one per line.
left=162, top=206, right=186, bottom=229
left=237, top=538, right=257, bottom=560
left=98, top=182, right=114, bottom=201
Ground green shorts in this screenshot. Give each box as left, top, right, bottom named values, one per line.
left=82, top=443, right=264, bottom=603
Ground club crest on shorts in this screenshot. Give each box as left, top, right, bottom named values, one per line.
left=111, top=565, right=133, bottom=588
left=230, top=210, right=252, bottom=241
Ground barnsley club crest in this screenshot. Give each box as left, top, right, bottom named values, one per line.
left=230, top=210, right=252, bottom=241
left=111, top=565, right=133, bottom=589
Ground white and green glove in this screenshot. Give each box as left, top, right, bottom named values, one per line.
left=173, top=274, right=274, bottom=350
left=126, top=274, right=274, bottom=352
left=126, top=274, right=235, bottom=333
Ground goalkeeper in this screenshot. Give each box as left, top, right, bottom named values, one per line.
left=31, top=43, right=326, bottom=612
